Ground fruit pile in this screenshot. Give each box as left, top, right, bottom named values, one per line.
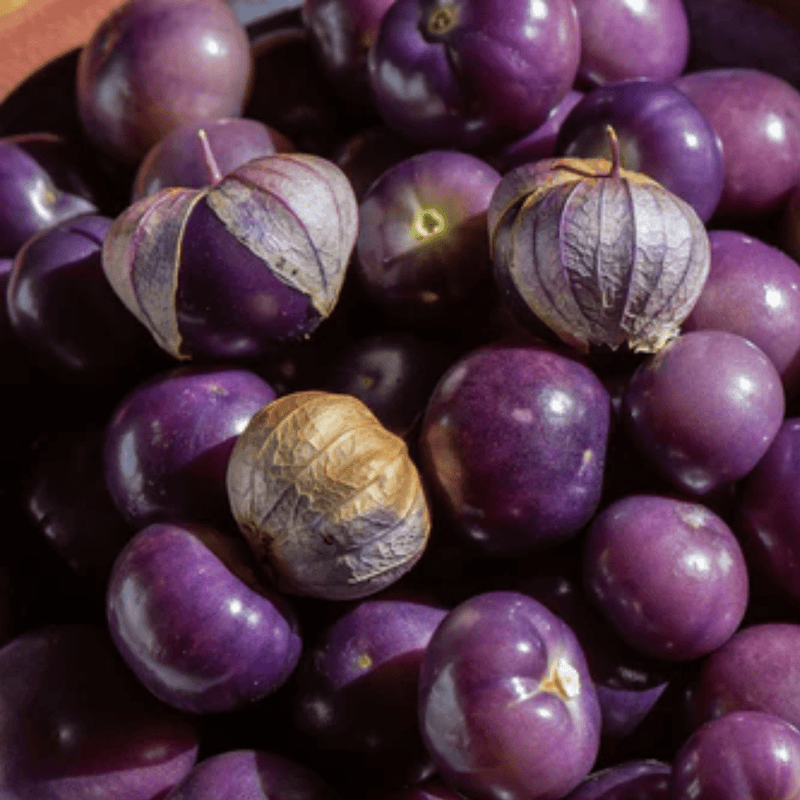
left=3, top=0, right=800, bottom=798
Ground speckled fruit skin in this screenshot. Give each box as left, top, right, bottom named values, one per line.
left=420, top=341, right=610, bottom=555
left=367, top=0, right=581, bottom=150
left=685, top=623, right=800, bottom=732
left=418, top=591, right=602, bottom=800
left=683, top=231, right=800, bottom=398
left=572, top=0, right=689, bottom=86
left=622, top=330, right=785, bottom=496
left=583, top=495, right=749, bottom=662
left=164, top=750, right=340, bottom=800
left=107, top=522, right=302, bottom=714
left=674, top=67, right=800, bottom=220
left=0, top=624, right=199, bottom=800
left=672, top=711, right=800, bottom=800
left=76, top=0, right=252, bottom=162
left=102, top=365, right=276, bottom=529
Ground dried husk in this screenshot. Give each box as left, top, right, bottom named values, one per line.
left=102, top=153, right=358, bottom=359
left=226, top=391, right=430, bottom=600
left=487, top=145, right=711, bottom=354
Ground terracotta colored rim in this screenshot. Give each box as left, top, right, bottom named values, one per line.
left=0, top=0, right=121, bottom=100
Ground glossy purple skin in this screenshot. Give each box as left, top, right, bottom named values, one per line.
left=683, top=231, right=800, bottom=397
left=107, top=521, right=303, bottom=713
left=622, top=330, right=785, bottom=496
left=303, top=0, right=397, bottom=103
left=25, top=426, right=132, bottom=593
left=103, top=365, right=276, bottom=529
left=177, top=197, right=323, bottom=358
left=583, top=495, right=749, bottom=662
left=355, top=150, right=501, bottom=325
left=418, top=590, right=602, bottom=800
left=685, top=623, right=800, bottom=730
left=323, top=332, right=454, bottom=436
left=564, top=760, right=671, bottom=800
left=555, top=80, right=724, bottom=221
left=522, top=576, right=672, bottom=740
left=367, top=0, right=581, bottom=150
left=132, top=117, right=294, bottom=200
left=293, top=592, right=447, bottom=765
left=76, top=0, right=252, bottom=162
left=0, top=133, right=97, bottom=258
left=420, top=342, right=610, bottom=555
left=572, top=0, right=689, bottom=86
left=6, top=213, right=164, bottom=381
left=736, top=419, right=800, bottom=603
left=165, top=750, right=339, bottom=800
left=490, top=90, right=584, bottom=172
left=0, top=624, right=199, bottom=800
left=674, top=68, right=800, bottom=220
left=672, top=711, right=800, bottom=800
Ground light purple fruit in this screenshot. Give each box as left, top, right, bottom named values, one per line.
left=107, top=522, right=302, bottom=713
left=572, top=0, right=689, bottom=86
left=623, top=330, right=785, bottom=495
left=583, top=495, right=748, bottom=662
left=683, top=230, right=800, bottom=398
left=686, top=622, right=800, bottom=732
left=674, top=67, right=800, bottom=219
left=420, top=341, right=610, bottom=554
left=418, top=590, right=602, bottom=800
left=672, top=711, right=800, bottom=800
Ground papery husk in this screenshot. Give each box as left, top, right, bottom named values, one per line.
left=102, top=154, right=358, bottom=360
left=208, top=154, right=358, bottom=318
left=488, top=152, right=711, bottom=354
left=101, top=188, right=202, bottom=359
left=226, top=391, right=430, bottom=600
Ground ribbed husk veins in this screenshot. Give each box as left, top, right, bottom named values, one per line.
left=226, top=391, right=431, bottom=600
left=488, top=155, right=711, bottom=353
left=102, top=153, right=358, bottom=359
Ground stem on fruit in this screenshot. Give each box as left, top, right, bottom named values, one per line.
left=197, top=128, right=223, bottom=185
left=540, top=657, right=581, bottom=701
left=412, top=207, right=446, bottom=240
left=427, top=3, right=458, bottom=35
left=605, top=124, right=621, bottom=179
